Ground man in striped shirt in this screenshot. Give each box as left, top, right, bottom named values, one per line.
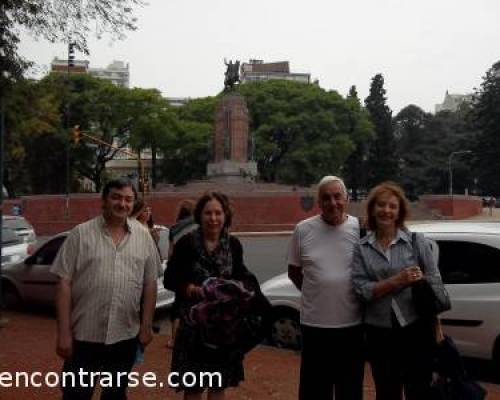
left=51, top=178, right=161, bottom=400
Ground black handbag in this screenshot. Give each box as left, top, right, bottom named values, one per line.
left=411, top=232, right=451, bottom=317
left=430, top=336, right=487, bottom=400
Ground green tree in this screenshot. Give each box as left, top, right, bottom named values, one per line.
left=471, top=60, right=500, bottom=195
left=155, top=96, right=216, bottom=185
left=159, top=120, right=212, bottom=185
left=365, top=74, right=399, bottom=185
left=125, top=88, right=178, bottom=189
left=39, top=73, right=138, bottom=192
left=394, top=105, right=432, bottom=199
left=343, top=85, right=374, bottom=200
left=1, top=0, right=142, bottom=84
left=3, top=79, right=62, bottom=195
left=238, top=80, right=373, bottom=186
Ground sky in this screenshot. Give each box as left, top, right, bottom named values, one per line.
left=18, top=0, right=500, bottom=114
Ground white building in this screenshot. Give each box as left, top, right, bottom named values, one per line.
left=435, top=90, right=473, bottom=113
left=89, top=61, right=130, bottom=88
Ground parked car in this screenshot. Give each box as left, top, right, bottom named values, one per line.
left=261, top=222, right=500, bottom=365
left=0, top=229, right=174, bottom=310
left=2, top=216, right=37, bottom=246
left=2, top=226, right=30, bottom=268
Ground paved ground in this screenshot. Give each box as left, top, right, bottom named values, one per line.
left=2, top=209, right=500, bottom=399
left=2, top=310, right=500, bottom=399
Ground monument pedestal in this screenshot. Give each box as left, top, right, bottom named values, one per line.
left=207, top=160, right=258, bottom=183
left=206, top=92, right=257, bottom=182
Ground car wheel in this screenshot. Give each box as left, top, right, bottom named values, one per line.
left=270, top=308, right=301, bottom=350
left=0, top=282, right=22, bottom=310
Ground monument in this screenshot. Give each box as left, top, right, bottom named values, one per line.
left=206, top=59, right=258, bottom=182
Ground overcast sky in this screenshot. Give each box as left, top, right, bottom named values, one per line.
left=18, top=0, right=500, bottom=113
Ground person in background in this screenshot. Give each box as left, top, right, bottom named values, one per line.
left=132, top=198, right=160, bottom=244
left=351, top=182, right=444, bottom=400
left=167, top=199, right=197, bottom=348
left=51, top=178, right=161, bottom=400
left=288, top=175, right=365, bottom=400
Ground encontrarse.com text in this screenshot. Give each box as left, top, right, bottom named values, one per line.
left=0, top=370, right=222, bottom=389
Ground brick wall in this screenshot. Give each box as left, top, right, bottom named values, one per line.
left=3, top=192, right=444, bottom=236
left=420, top=195, right=482, bottom=219
left=3, top=193, right=320, bottom=236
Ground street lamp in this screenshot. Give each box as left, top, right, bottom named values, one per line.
left=448, top=150, right=472, bottom=196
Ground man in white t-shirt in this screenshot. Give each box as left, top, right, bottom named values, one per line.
left=288, top=175, right=364, bottom=400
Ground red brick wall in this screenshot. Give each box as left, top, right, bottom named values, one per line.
left=420, top=195, right=482, bottom=219
left=4, top=193, right=321, bottom=236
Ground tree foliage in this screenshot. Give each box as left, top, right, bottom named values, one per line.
left=343, top=85, right=373, bottom=199
left=1, top=0, right=143, bottom=93
left=238, top=80, right=374, bottom=186
left=471, top=61, right=500, bottom=195
left=3, top=78, right=62, bottom=195
left=157, top=97, right=216, bottom=185
left=365, top=74, right=399, bottom=186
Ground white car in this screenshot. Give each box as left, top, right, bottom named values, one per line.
left=1, top=230, right=174, bottom=310
left=2, top=216, right=37, bottom=247
left=2, top=226, right=30, bottom=268
left=261, top=222, right=500, bottom=364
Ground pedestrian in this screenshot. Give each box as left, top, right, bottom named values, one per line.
left=163, top=191, right=270, bottom=400
left=351, top=182, right=446, bottom=400
left=51, top=178, right=162, bottom=400
left=166, top=199, right=197, bottom=348
left=131, top=198, right=160, bottom=244
left=288, top=175, right=365, bottom=400
left=488, top=196, right=496, bottom=216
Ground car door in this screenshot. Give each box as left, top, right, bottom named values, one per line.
left=19, top=236, right=66, bottom=305
left=431, top=234, right=500, bottom=360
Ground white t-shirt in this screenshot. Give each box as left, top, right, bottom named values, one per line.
left=287, top=214, right=362, bottom=328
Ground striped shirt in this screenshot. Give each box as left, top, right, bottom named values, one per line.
left=351, top=229, right=442, bottom=328
left=50, top=215, right=162, bottom=344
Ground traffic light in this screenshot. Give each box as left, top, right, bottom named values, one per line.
left=72, top=125, right=82, bottom=144
left=68, top=42, right=75, bottom=68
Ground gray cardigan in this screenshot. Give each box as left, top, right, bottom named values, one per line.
left=351, top=229, right=444, bottom=328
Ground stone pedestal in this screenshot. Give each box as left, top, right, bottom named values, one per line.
left=207, top=93, right=258, bottom=182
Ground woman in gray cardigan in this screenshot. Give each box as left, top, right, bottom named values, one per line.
left=351, top=182, right=444, bottom=400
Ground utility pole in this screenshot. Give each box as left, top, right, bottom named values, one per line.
left=65, top=42, right=75, bottom=218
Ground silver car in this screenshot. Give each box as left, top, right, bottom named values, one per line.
left=2, top=216, right=37, bottom=247
left=261, top=222, right=500, bottom=365
left=2, top=226, right=30, bottom=268
left=0, top=229, right=174, bottom=310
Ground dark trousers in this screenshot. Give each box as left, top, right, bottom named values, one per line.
left=366, top=317, right=435, bottom=400
left=299, top=324, right=365, bottom=400
left=61, top=338, right=137, bottom=400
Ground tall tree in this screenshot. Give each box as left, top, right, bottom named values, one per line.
left=3, top=79, right=61, bottom=195
left=155, top=96, right=216, bottom=185
left=394, top=105, right=433, bottom=199
left=471, top=60, right=500, bottom=195
left=365, top=74, right=399, bottom=185
left=343, top=85, right=374, bottom=200
left=39, top=73, right=137, bottom=192
left=126, top=88, right=178, bottom=189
